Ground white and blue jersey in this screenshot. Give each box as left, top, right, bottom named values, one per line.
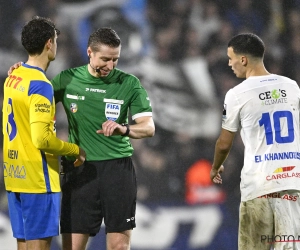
left=222, top=74, right=300, bottom=201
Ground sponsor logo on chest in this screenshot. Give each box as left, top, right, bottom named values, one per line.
left=85, top=88, right=106, bottom=93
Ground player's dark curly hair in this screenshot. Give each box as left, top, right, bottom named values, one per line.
left=228, top=33, right=265, bottom=58
left=88, top=27, right=121, bottom=52
left=21, top=16, right=60, bottom=56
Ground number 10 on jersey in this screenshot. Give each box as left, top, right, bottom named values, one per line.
left=259, top=111, right=294, bottom=145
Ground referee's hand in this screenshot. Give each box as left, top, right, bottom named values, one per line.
left=96, top=120, right=125, bottom=136
left=8, top=61, right=22, bottom=75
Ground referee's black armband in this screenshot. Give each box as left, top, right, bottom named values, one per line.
left=121, top=123, right=130, bottom=136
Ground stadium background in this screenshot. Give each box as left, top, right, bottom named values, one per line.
left=0, top=0, right=299, bottom=249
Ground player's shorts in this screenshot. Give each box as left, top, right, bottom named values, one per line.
left=60, top=157, right=137, bottom=236
left=239, top=190, right=300, bottom=250
left=7, top=191, right=60, bottom=240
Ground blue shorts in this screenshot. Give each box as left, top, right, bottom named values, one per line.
left=7, top=192, right=60, bottom=240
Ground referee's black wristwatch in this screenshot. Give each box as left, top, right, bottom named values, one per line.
left=121, top=123, right=130, bottom=136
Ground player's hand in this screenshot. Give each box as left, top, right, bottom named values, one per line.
left=210, top=165, right=224, bottom=184
left=8, top=61, right=22, bottom=75
left=96, top=120, right=126, bottom=136
left=73, top=147, right=86, bottom=167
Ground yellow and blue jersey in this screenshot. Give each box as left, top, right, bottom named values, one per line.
left=2, top=63, right=60, bottom=193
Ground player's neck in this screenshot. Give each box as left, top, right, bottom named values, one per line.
left=26, top=54, right=50, bottom=72
left=246, top=65, right=270, bottom=78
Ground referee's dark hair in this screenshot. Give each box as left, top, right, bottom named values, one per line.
left=88, top=27, right=121, bottom=52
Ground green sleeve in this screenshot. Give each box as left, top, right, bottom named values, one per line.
left=51, top=73, right=64, bottom=103
left=130, top=78, right=152, bottom=116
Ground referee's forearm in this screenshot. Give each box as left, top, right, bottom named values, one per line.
left=129, top=118, right=155, bottom=139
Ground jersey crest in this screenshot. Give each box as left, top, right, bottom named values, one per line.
left=70, top=103, right=78, bottom=113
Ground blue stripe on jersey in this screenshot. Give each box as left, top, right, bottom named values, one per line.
left=22, top=63, right=45, bottom=74
left=28, top=81, right=53, bottom=104
left=41, top=151, right=51, bottom=193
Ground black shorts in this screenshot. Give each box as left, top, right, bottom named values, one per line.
left=60, top=157, right=137, bottom=236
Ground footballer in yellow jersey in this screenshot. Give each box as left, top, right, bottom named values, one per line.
left=3, top=16, right=85, bottom=246
left=3, top=63, right=80, bottom=193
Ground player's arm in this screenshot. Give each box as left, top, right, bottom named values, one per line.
left=29, top=80, right=85, bottom=165
left=31, top=121, right=85, bottom=166
left=31, top=121, right=79, bottom=155
left=211, top=128, right=236, bottom=183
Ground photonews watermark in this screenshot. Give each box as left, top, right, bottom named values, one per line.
left=261, top=235, right=300, bottom=244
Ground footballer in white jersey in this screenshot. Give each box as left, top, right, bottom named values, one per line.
left=223, top=74, right=300, bottom=201
left=210, top=33, right=300, bottom=250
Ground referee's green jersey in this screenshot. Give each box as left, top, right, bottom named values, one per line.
left=51, top=65, right=152, bottom=161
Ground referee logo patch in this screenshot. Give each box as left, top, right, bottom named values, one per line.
left=105, top=103, right=120, bottom=121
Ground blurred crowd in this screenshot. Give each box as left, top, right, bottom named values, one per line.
left=1, top=0, right=300, bottom=213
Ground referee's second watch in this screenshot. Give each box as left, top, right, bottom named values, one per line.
left=121, top=123, right=130, bottom=136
